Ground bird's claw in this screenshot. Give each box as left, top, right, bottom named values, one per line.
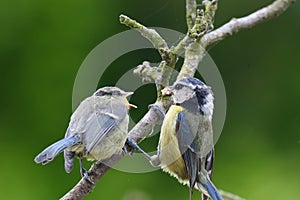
left=148, top=104, right=165, bottom=122
left=150, top=155, right=161, bottom=167
left=124, top=138, right=136, bottom=156
left=80, top=168, right=94, bottom=184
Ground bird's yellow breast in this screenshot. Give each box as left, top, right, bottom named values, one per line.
left=159, top=105, right=188, bottom=183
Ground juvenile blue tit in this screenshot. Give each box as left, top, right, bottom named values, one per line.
left=34, top=87, right=135, bottom=182
left=150, top=78, right=223, bottom=200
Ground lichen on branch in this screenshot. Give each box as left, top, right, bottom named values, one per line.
left=119, top=14, right=168, bottom=55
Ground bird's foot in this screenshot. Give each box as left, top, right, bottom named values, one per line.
left=149, top=155, right=160, bottom=167
left=79, top=157, right=94, bottom=184
left=80, top=167, right=94, bottom=184
left=125, top=137, right=153, bottom=161
left=123, top=138, right=136, bottom=156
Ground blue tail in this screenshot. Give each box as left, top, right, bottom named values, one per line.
left=34, top=135, right=81, bottom=165
left=198, top=178, right=224, bottom=200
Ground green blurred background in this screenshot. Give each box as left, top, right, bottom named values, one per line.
left=0, top=0, right=299, bottom=199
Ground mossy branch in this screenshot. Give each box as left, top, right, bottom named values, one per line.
left=119, top=14, right=168, bottom=54
left=186, top=0, right=197, bottom=30
left=119, top=14, right=177, bottom=93
left=60, top=0, right=294, bottom=199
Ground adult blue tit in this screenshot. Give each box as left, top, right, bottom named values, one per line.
left=151, top=77, right=223, bottom=200
left=34, top=86, right=135, bottom=182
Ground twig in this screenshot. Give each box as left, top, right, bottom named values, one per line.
left=60, top=1, right=294, bottom=199
left=119, top=14, right=168, bottom=55
left=186, top=0, right=197, bottom=30
left=219, top=190, right=246, bottom=200
left=155, top=52, right=177, bottom=93
left=177, top=0, right=294, bottom=80
left=172, top=35, right=194, bottom=56
left=120, top=14, right=177, bottom=92
left=177, top=0, right=218, bottom=80
left=201, top=0, right=295, bottom=48
left=133, top=61, right=160, bottom=83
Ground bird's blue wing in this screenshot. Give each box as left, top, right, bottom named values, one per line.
left=85, top=112, right=119, bottom=154
left=176, top=112, right=223, bottom=200
left=176, top=111, right=200, bottom=198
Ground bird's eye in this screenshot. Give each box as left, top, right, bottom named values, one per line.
left=95, top=91, right=106, bottom=96
left=174, top=84, right=183, bottom=90
left=112, top=91, right=121, bottom=96
left=95, top=91, right=114, bottom=96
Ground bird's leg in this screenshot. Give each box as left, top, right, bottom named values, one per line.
left=189, top=187, right=193, bottom=200
left=125, top=138, right=152, bottom=160
left=78, top=156, right=94, bottom=184
left=149, top=143, right=161, bottom=167
left=126, top=137, right=161, bottom=167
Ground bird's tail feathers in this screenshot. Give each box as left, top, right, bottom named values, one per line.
left=34, top=135, right=81, bottom=165
left=197, top=177, right=224, bottom=200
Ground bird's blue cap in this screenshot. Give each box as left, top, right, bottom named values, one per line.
left=176, top=77, right=206, bottom=87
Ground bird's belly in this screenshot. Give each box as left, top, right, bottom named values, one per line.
left=163, top=157, right=188, bottom=183
left=160, top=139, right=188, bottom=182
left=159, top=106, right=188, bottom=183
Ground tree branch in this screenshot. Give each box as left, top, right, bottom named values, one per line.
left=60, top=0, right=294, bottom=199
left=177, top=42, right=205, bottom=80
left=186, top=0, right=197, bottom=30
left=220, top=190, right=246, bottom=200
left=201, top=0, right=295, bottom=47
left=177, top=0, right=218, bottom=80
left=177, top=0, right=294, bottom=80
left=119, top=14, right=177, bottom=92
left=119, top=14, right=169, bottom=54
left=133, top=61, right=160, bottom=83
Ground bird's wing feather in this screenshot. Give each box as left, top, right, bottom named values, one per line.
left=205, top=148, right=214, bottom=178
left=176, top=111, right=200, bottom=195
left=65, top=97, right=127, bottom=155
left=85, top=97, right=128, bottom=154
left=85, top=112, right=119, bottom=154
left=176, top=111, right=218, bottom=200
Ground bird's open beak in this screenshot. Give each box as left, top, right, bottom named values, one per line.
left=123, top=92, right=137, bottom=109
left=125, top=91, right=134, bottom=97
left=127, top=103, right=137, bottom=109
left=161, top=86, right=173, bottom=96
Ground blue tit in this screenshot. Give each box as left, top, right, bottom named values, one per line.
left=34, top=86, right=136, bottom=182
left=150, top=77, right=223, bottom=200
